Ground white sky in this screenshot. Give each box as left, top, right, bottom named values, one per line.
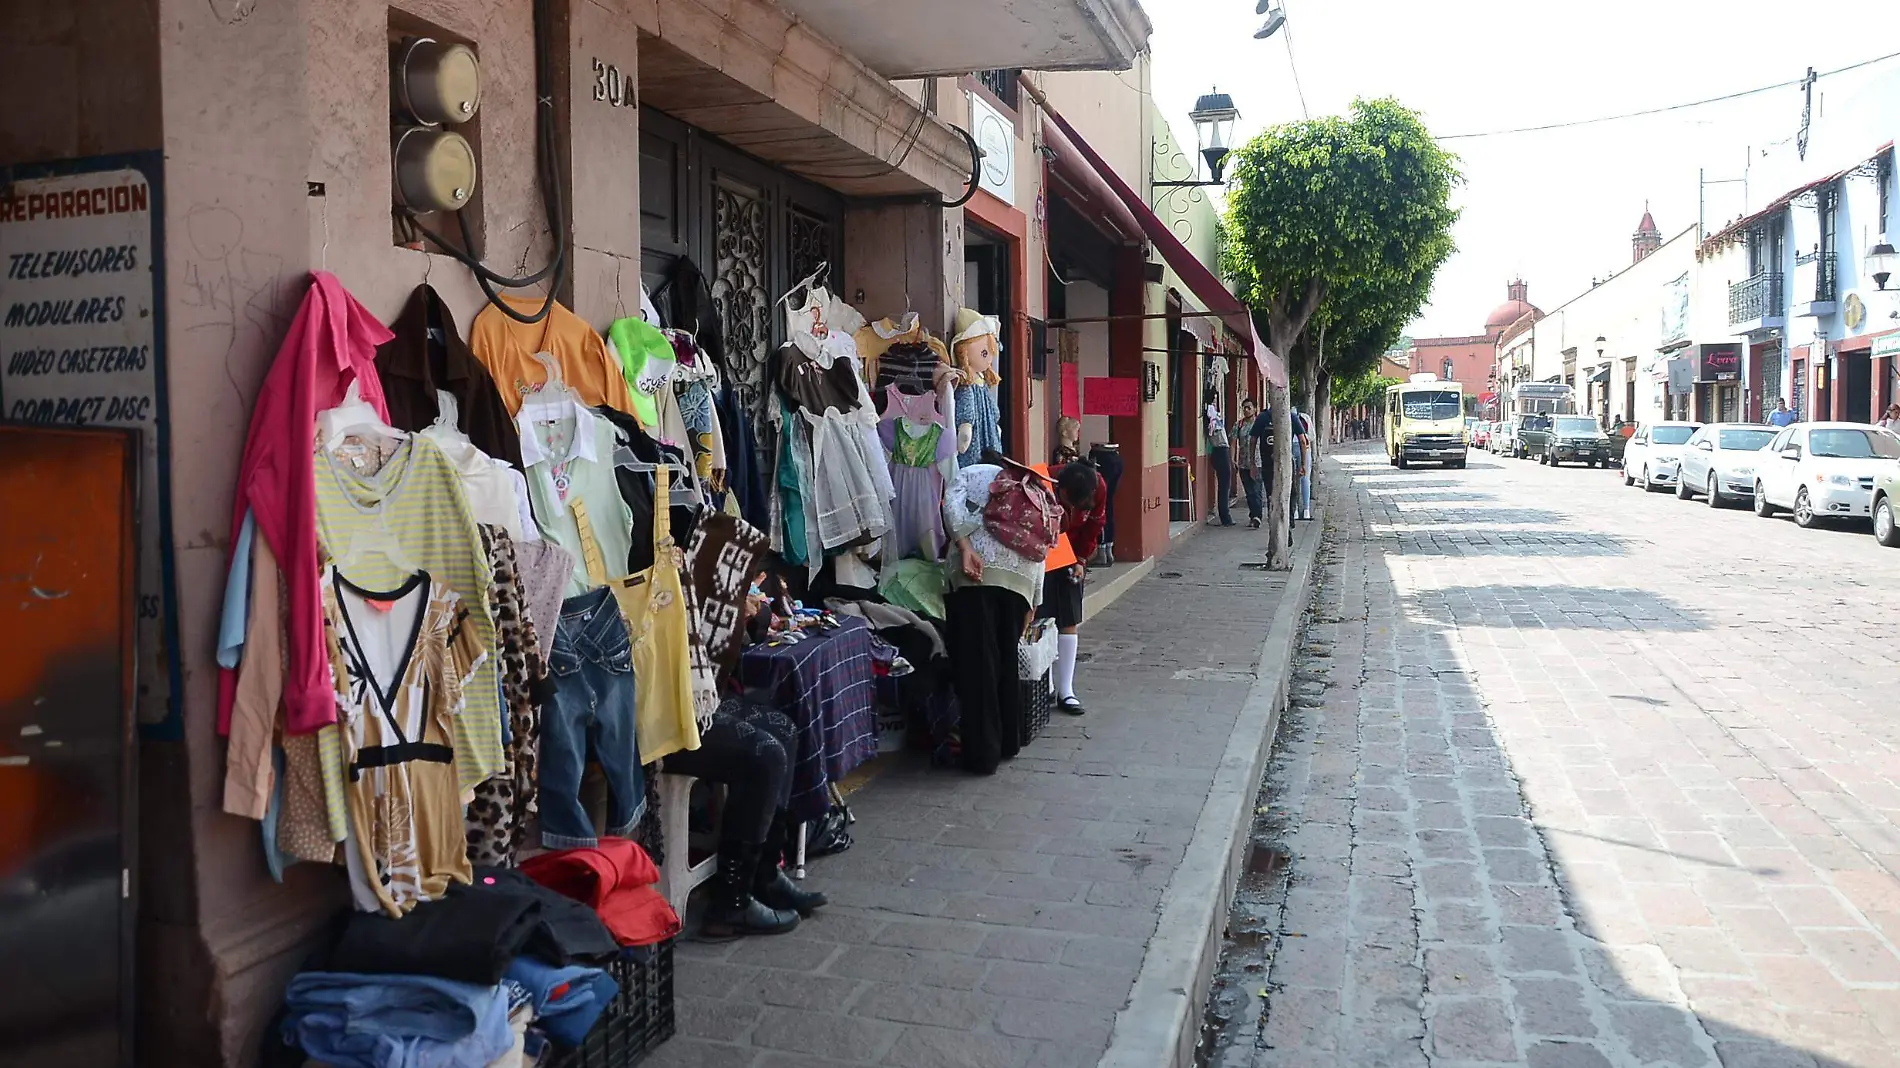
left=1146, top=0, right=1900, bottom=338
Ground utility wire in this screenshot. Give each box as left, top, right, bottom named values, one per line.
left=1280, top=0, right=1310, bottom=120
left=1437, top=49, right=1900, bottom=141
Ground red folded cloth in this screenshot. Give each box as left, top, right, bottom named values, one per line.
left=521, top=838, right=681, bottom=947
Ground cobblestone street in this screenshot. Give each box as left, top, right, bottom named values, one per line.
left=1215, top=443, right=1900, bottom=1068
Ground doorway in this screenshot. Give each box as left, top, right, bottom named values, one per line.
left=1839, top=348, right=1872, bottom=423
left=966, top=225, right=1014, bottom=452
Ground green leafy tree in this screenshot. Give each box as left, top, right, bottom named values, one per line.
left=1222, top=97, right=1460, bottom=566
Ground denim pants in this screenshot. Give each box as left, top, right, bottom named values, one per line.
left=540, top=587, right=644, bottom=849
left=1239, top=469, right=1264, bottom=521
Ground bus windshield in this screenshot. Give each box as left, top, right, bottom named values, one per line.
left=1400, top=390, right=1461, bottom=421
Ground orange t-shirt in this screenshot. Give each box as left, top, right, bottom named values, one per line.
left=1030, top=463, right=1078, bottom=571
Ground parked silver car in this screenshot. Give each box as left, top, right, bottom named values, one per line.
left=1674, top=423, right=1776, bottom=507
left=1622, top=421, right=1702, bottom=492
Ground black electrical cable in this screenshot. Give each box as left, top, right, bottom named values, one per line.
left=405, top=0, right=569, bottom=325
left=933, top=124, right=984, bottom=210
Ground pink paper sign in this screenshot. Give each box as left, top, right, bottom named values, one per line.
left=1060, top=363, right=1080, bottom=416
left=1083, top=376, right=1140, bottom=417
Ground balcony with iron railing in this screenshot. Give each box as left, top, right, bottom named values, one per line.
left=1729, top=272, right=1783, bottom=328
left=975, top=69, right=1021, bottom=109
left=1815, top=257, right=1837, bottom=303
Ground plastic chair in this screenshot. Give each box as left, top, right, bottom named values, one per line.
left=656, top=772, right=720, bottom=920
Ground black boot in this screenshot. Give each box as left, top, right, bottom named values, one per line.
left=700, top=842, right=799, bottom=940
left=755, top=815, right=827, bottom=916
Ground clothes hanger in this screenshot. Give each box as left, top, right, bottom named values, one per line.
left=318, top=380, right=402, bottom=452
left=521, top=350, right=582, bottom=423
left=425, top=390, right=473, bottom=447
left=612, top=444, right=698, bottom=506
left=334, top=520, right=420, bottom=577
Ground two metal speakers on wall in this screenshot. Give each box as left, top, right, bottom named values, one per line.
left=391, top=37, right=483, bottom=214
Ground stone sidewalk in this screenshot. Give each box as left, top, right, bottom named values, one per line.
left=649, top=513, right=1323, bottom=1068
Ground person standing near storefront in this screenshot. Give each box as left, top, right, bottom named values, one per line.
left=1233, top=398, right=1264, bottom=529
left=942, top=461, right=1047, bottom=775
left=1034, top=461, right=1108, bottom=715
left=1206, top=390, right=1234, bottom=526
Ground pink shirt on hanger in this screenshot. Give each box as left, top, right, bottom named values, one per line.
left=217, top=272, right=392, bottom=736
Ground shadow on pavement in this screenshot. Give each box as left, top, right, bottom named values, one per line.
left=1407, top=583, right=1709, bottom=631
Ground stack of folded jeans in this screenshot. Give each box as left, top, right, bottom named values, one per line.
left=282, top=972, right=514, bottom=1068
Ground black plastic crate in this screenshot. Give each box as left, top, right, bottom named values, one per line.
left=548, top=940, right=675, bottom=1068
left=1017, top=675, right=1053, bottom=746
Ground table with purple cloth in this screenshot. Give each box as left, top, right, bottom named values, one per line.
left=738, top=616, right=884, bottom=822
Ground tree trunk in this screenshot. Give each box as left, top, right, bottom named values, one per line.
left=1266, top=377, right=1292, bottom=569
left=1317, top=370, right=1334, bottom=454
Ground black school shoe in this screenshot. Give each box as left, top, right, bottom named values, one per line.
left=1058, top=696, right=1086, bottom=716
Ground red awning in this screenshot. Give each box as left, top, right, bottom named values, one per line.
left=1031, top=88, right=1285, bottom=387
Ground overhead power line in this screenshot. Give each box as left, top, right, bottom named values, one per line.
left=1437, top=49, right=1900, bottom=141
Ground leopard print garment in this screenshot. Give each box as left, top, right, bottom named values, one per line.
left=465, top=526, right=545, bottom=867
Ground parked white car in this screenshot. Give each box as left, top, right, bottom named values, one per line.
left=1753, top=422, right=1900, bottom=528
left=1622, top=421, right=1702, bottom=492
left=1675, top=423, right=1777, bottom=508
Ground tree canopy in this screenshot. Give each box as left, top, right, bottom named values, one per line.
left=1220, top=97, right=1461, bottom=358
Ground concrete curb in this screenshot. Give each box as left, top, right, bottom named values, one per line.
left=1099, top=511, right=1326, bottom=1068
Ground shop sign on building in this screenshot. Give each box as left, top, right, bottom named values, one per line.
left=969, top=91, right=1015, bottom=206
left=0, top=153, right=179, bottom=732
left=1873, top=333, right=1900, bottom=359
left=1697, top=342, right=1740, bottom=382
left=1083, top=376, right=1140, bottom=416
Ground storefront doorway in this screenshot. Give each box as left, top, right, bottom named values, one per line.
left=1839, top=347, right=1872, bottom=423
left=966, top=225, right=1015, bottom=452
left=638, top=107, right=846, bottom=415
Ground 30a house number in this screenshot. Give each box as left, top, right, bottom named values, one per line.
left=592, top=59, right=633, bottom=108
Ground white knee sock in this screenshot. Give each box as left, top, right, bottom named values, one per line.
left=1055, top=634, right=1080, bottom=699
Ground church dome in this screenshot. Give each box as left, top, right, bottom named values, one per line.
left=1485, top=279, right=1539, bottom=332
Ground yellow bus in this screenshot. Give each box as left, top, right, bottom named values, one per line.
left=1386, top=374, right=1468, bottom=469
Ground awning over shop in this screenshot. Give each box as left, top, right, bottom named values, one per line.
left=1027, top=84, right=1286, bottom=387
left=1587, top=366, right=1610, bottom=384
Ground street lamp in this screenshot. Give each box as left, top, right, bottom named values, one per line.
left=1157, top=91, right=1241, bottom=187
left=1255, top=0, right=1286, bottom=39
left=1867, top=240, right=1896, bottom=291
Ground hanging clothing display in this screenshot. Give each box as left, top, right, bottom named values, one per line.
left=878, top=384, right=955, bottom=562
left=323, top=567, right=483, bottom=917
left=681, top=513, right=771, bottom=673
left=538, top=586, right=643, bottom=850
left=378, top=284, right=524, bottom=471
left=592, top=405, right=696, bottom=574
left=314, top=433, right=503, bottom=790
left=469, top=295, right=637, bottom=416
left=422, top=394, right=534, bottom=542
left=855, top=313, right=950, bottom=394
left=220, top=271, right=392, bottom=738
left=516, top=399, right=632, bottom=597
left=772, top=296, right=893, bottom=555
left=572, top=468, right=705, bottom=762
left=464, top=527, right=546, bottom=869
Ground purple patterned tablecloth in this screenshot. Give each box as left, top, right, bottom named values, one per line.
left=738, top=617, right=880, bottom=821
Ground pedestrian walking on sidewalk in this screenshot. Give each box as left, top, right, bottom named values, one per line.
left=1206, top=390, right=1234, bottom=526
left=1769, top=398, right=1798, bottom=427
left=1234, top=398, right=1265, bottom=529
left=1035, top=460, right=1107, bottom=715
